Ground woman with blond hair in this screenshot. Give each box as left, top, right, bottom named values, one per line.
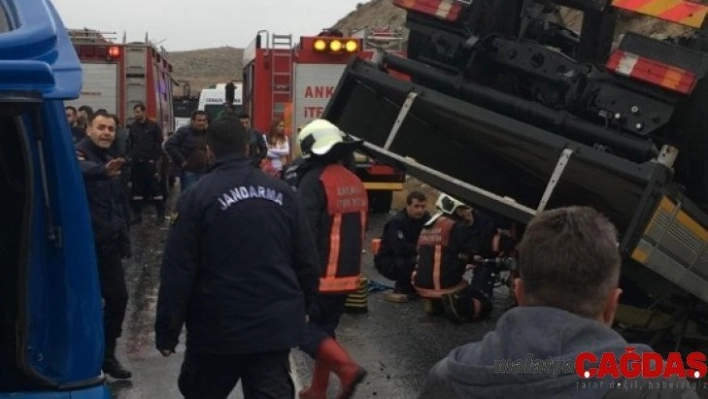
left=262, top=119, right=290, bottom=177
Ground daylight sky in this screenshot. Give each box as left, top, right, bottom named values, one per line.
left=51, top=0, right=367, bottom=51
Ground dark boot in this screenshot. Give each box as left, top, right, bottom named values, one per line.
left=103, top=339, right=132, bottom=379
left=316, top=338, right=366, bottom=399
left=299, top=359, right=330, bottom=399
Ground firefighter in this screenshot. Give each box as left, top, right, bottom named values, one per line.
left=128, top=103, right=166, bottom=225
left=412, top=193, right=499, bottom=322
left=155, top=117, right=320, bottom=399
left=75, top=110, right=132, bottom=379
left=293, top=119, right=367, bottom=399
left=374, top=190, right=431, bottom=303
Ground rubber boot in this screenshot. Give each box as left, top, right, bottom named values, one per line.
left=299, top=359, right=330, bottom=399
left=103, top=339, right=132, bottom=379
left=316, top=338, right=367, bottom=399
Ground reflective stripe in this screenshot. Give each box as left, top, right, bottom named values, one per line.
left=414, top=280, right=468, bottom=299
left=320, top=275, right=361, bottom=292
left=433, top=244, right=442, bottom=291
left=612, top=0, right=708, bottom=28
left=326, top=214, right=342, bottom=279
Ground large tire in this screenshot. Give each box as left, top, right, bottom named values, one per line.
left=369, top=190, right=393, bottom=214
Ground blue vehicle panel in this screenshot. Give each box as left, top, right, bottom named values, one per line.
left=0, top=0, right=110, bottom=397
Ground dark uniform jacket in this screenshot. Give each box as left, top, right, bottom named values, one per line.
left=374, top=209, right=430, bottom=278
left=155, top=155, right=320, bottom=355
left=247, top=128, right=268, bottom=167
left=164, top=125, right=209, bottom=173
left=128, top=119, right=163, bottom=162
left=75, top=137, right=130, bottom=253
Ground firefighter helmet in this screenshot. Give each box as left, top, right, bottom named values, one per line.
left=436, top=193, right=468, bottom=215
left=427, top=193, right=469, bottom=225
left=297, top=119, right=359, bottom=159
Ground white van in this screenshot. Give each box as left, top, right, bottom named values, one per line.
left=197, top=82, right=244, bottom=121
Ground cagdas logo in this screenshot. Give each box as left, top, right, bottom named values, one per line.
left=576, top=347, right=707, bottom=380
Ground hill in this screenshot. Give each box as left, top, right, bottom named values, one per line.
left=168, top=46, right=243, bottom=96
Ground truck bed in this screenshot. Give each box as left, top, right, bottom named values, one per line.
left=323, top=55, right=708, bottom=305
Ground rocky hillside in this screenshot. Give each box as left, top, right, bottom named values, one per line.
left=333, top=0, right=406, bottom=35
left=168, top=46, right=243, bottom=96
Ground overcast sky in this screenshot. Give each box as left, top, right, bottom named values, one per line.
left=52, top=0, right=366, bottom=51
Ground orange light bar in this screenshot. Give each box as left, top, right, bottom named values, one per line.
left=606, top=49, right=698, bottom=95
left=393, top=0, right=464, bottom=22
left=611, top=0, right=708, bottom=28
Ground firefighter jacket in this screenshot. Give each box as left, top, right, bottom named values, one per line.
left=155, top=155, right=320, bottom=355
left=413, top=213, right=496, bottom=298
left=296, top=160, right=368, bottom=294
left=164, top=125, right=209, bottom=173
left=128, top=118, right=163, bottom=162
left=75, top=137, right=130, bottom=253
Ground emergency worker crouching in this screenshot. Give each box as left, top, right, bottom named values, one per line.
left=292, top=119, right=367, bottom=399
left=412, top=193, right=501, bottom=323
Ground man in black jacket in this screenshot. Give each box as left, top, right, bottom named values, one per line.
left=155, top=117, right=320, bottom=399
left=164, top=110, right=209, bottom=192
left=128, top=103, right=165, bottom=225
left=238, top=112, right=268, bottom=167
left=374, top=191, right=431, bottom=303
left=76, top=110, right=132, bottom=380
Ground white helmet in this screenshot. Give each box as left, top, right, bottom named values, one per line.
left=297, top=119, right=347, bottom=159
left=427, top=193, right=469, bottom=225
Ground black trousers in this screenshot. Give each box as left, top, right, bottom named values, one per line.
left=178, top=350, right=293, bottom=399
left=131, top=161, right=165, bottom=215
left=375, top=257, right=416, bottom=293
left=96, top=243, right=128, bottom=341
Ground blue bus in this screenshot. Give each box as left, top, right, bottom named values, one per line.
left=0, top=0, right=111, bottom=397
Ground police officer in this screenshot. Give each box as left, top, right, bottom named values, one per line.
left=374, top=190, right=431, bottom=303
left=155, top=116, right=320, bottom=399
left=412, top=193, right=499, bottom=322
left=75, top=110, right=132, bottom=379
left=293, top=119, right=367, bottom=399
left=128, top=103, right=165, bottom=225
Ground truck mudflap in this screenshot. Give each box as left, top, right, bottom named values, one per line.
left=323, top=56, right=708, bottom=304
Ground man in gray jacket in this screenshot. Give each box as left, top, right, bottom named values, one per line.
left=419, top=206, right=702, bottom=399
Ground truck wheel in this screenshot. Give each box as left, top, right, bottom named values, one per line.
left=369, top=191, right=392, bottom=214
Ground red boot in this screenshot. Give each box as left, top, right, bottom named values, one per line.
left=316, top=338, right=367, bottom=399
left=299, top=359, right=330, bottom=399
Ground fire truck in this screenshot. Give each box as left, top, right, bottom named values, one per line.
left=241, top=28, right=406, bottom=212
left=65, top=29, right=175, bottom=132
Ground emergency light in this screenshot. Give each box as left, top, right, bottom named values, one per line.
left=108, top=46, right=120, bottom=58
left=313, top=38, right=359, bottom=53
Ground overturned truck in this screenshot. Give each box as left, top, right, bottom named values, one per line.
left=323, top=0, right=708, bottom=347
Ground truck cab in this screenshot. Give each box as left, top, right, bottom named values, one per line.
left=0, top=0, right=110, bottom=397
left=197, top=82, right=244, bottom=121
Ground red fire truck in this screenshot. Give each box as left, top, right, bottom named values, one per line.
left=65, top=29, right=175, bottom=132
left=242, top=28, right=406, bottom=212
